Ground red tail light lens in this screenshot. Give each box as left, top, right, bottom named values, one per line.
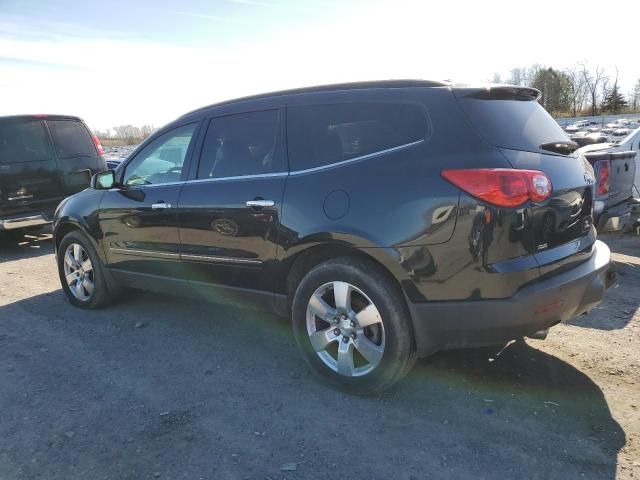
left=92, top=135, right=104, bottom=156
left=596, top=160, right=610, bottom=196
left=441, top=168, right=552, bottom=208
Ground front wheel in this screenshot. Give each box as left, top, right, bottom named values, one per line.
left=292, top=257, right=416, bottom=394
left=57, top=230, right=113, bottom=309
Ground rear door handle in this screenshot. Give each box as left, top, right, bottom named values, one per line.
left=246, top=200, right=275, bottom=208
left=151, top=202, right=172, bottom=210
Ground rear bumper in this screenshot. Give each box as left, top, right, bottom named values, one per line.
left=407, top=240, right=613, bottom=357
left=595, top=199, right=633, bottom=232
left=0, top=213, right=51, bottom=231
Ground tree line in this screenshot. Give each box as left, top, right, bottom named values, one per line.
left=94, top=125, right=157, bottom=145
left=491, top=64, right=640, bottom=117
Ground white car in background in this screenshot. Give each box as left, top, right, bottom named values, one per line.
left=579, top=126, right=640, bottom=230
left=613, top=128, right=632, bottom=137
left=580, top=126, right=640, bottom=180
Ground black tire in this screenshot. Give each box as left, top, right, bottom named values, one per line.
left=57, top=230, right=113, bottom=309
left=291, top=257, right=416, bottom=395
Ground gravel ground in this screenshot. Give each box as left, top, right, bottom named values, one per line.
left=0, top=231, right=638, bottom=480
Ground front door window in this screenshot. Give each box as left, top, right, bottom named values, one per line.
left=123, top=124, right=196, bottom=186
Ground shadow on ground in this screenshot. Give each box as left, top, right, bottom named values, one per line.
left=568, top=234, right=640, bottom=331
left=0, top=230, right=53, bottom=262
left=0, top=287, right=625, bottom=480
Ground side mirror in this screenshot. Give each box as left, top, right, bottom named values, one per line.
left=69, top=168, right=92, bottom=187
left=91, top=170, right=116, bottom=190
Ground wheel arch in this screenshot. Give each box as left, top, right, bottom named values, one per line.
left=54, top=217, right=106, bottom=263
left=281, top=240, right=413, bottom=310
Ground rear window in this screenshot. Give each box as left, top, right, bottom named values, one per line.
left=48, top=120, right=97, bottom=159
left=457, top=97, right=570, bottom=153
left=287, top=103, right=429, bottom=171
left=0, top=120, right=53, bottom=164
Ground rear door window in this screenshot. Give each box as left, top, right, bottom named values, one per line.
left=47, top=120, right=97, bottom=159
left=287, top=103, right=429, bottom=171
left=196, top=110, right=283, bottom=179
left=0, top=120, right=53, bottom=164
left=456, top=96, right=570, bottom=153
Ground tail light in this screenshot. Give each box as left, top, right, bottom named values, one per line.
left=92, top=135, right=104, bottom=156
left=596, top=160, right=610, bottom=196
left=441, top=168, right=552, bottom=208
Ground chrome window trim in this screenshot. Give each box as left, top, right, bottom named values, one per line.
left=109, top=247, right=180, bottom=259
left=182, top=139, right=424, bottom=184
left=288, top=139, right=424, bottom=176
left=188, top=171, right=287, bottom=184
left=109, top=181, right=185, bottom=191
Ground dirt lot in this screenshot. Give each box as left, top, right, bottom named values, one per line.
left=0, top=231, right=638, bottom=480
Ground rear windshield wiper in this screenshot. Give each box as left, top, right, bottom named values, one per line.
left=539, top=141, right=579, bottom=155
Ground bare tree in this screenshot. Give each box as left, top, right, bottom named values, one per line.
left=140, top=125, right=156, bottom=138
left=581, top=64, right=606, bottom=116
left=600, top=74, right=611, bottom=110
left=113, top=125, right=142, bottom=144
left=565, top=67, right=587, bottom=116
left=94, top=128, right=112, bottom=139
left=507, top=68, right=527, bottom=86
left=631, top=79, right=640, bottom=111
left=489, top=72, right=503, bottom=84
left=600, top=67, right=618, bottom=109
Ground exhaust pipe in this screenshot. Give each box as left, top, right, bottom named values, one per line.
left=527, top=329, right=549, bottom=340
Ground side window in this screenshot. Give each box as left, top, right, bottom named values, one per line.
left=0, top=120, right=53, bottom=164
left=287, top=103, right=429, bottom=171
left=48, top=120, right=96, bottom=158
left=123, top=124, right=196, bottom=186
left=197, top=110, right=283, bottom=179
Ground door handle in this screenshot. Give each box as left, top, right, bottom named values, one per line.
left=246, top=199, right=275, bottom=208
left=151, top=202, right=172, bottom=210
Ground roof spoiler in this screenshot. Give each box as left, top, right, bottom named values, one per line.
left=453, top=85, right=542, bottom=102
left=583, top=150, right=637, bottom=163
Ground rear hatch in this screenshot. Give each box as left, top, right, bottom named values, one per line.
left=453, top=86, right=596, bottom=276
left=0, top=118, right=63, bottom=219
left=44, top=118, right=106, bottom=196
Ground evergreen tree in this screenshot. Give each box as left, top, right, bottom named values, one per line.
left=601, top=83, right=628, bottom=113
left=530, top=68, right=571, bottom=115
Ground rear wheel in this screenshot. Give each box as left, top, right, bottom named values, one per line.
left=292, top=257, right=416, bottom=394
left=57, top=230, right=113, bottom=309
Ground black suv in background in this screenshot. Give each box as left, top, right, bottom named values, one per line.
left=53, top=81, right=613, bottom=393
left=0, top=115, right=106, bottom=233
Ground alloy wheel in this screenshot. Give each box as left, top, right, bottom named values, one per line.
left=63, top=243, right=94, bottom=301
left=305, top=281, right=385, bottom=377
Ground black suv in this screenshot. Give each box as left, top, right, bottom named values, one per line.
left=53, top=81, right=613, bottom=393
left=1, top=115, right=106, bottom=233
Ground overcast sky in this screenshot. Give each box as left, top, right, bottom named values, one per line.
left=1, top=0, right=639, bottom=131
